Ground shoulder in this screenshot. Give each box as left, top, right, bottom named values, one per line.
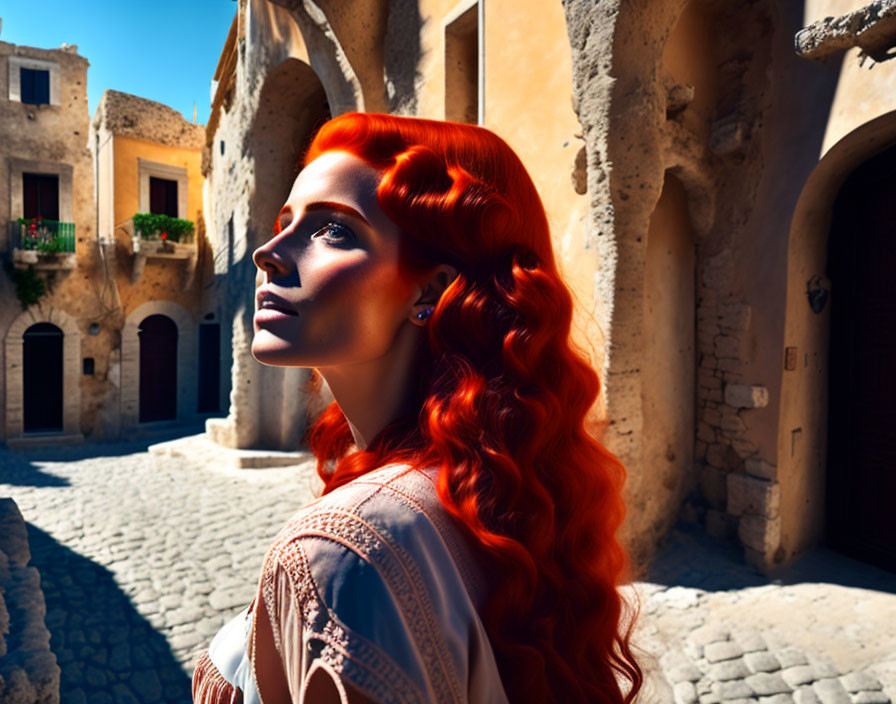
left=267, top=464, right=443, bottom=559
left=262, top=462, right=487, bottom=607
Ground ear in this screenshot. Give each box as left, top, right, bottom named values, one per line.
left=409, top=264, right=458, bottom=326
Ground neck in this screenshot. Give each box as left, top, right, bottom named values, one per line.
left=317, top=322, right=424, bottom=451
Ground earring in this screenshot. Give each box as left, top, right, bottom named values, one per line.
left=415, top=307, right=434, bottom=321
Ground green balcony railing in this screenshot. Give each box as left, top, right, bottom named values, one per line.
left=11, top=218, right=76, bottom=253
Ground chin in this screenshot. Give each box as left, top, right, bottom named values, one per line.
left=251, top=338, right=297, bottom=367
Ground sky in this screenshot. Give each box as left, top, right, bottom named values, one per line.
left=0, top=0, right=237, bottom=124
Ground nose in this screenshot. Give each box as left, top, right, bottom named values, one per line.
left=252, top=235, right=298, bottom=284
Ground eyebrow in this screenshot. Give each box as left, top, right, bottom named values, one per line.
left=303, top=201, right=371, bottom=228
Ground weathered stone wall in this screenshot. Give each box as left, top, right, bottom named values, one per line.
left=0, top=41, right=98, bottom=446
left=205, top=0, right=895, bottom=569
left=204, top=1, right=325, bottom=451
left=0, top=498, right=59, bottom=703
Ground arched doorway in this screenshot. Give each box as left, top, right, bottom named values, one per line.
left=23, top=322, right=63, bottom=432
left=826, top=141, right=896, bottom=572
left=139, top=314, right=178, bottom=422
left=643, top=172, right=697, bottom=533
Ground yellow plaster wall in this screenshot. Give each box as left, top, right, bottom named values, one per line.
left=112, top=135, right=203, bottom=229
left=415, top=0, right=599, bottom=376
left=111, top=135, right=205, bottom=318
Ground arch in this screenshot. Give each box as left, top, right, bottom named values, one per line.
left=121, top=300, right=197, bottom=432
left=777, top=110, right=896, bottom=562
left=4, top=303, right=82, bottom=440
left=213, top=56, right=327, bottom=451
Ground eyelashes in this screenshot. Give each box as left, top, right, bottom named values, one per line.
left=311, top=222, right=355, bottom=244
left=272, top=214, right=356, bottom=246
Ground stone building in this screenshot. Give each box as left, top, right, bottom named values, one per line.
left=203, top=0, right=896, bottom=573
left=0, top=37, right=96, bottom=447
left=91, top=90, right=218, bottom=440
left=1, top=31, right=219, bottom=447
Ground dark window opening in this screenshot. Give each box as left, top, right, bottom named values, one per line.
left=83, top=358, right=95, bottom=375
left=21, top=68, right=50, bottom=105
left=23, top=173, right=60, bottom=220
left=149, top=177, right=179, bottom=217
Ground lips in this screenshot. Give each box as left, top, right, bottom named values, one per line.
left=256, top=290, right=298, bottom=316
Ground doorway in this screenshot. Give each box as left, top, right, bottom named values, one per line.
left=139, top=314, right=178, bottom=422
left=826, top=142, right=896, bottom=572
left=23, top=322, right=64, bottom=432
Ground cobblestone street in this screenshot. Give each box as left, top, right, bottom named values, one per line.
left=1, top=430, right=894, bottom=703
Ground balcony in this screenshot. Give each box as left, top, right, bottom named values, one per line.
left=10, top=219, right=77, bottom=270
left=126, top=213, right=198, bottom=289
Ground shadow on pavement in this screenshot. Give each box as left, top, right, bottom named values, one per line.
left=0, top=450, right=71, bottom=488
left=26, top=523, right=193, bottom=704
left=646, top=522, right=896, bottom=595
left=0, top=423, right=213, bottom=485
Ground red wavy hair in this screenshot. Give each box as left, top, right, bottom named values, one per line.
left=301, top=113, right=641, bottom=703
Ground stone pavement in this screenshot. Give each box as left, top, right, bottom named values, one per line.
left=1, top=429, right=894, bottom=703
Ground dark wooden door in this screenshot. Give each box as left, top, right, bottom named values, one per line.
left=23, top=323, right=63, bottom=432
left=826, top=142, right=896, bottom=572
left=23, top=173, right=59, bottom=220
left=139, top=315, right=178, bottom=422
left=197, top=323, right=220, bottom=413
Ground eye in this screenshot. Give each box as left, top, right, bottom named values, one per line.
left=311, top=222, right=355, bottom=245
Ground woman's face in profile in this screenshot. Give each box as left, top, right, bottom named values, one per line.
left=251, top=150, right=418, bottom=369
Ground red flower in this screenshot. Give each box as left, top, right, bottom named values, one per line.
left=37, top=215, right=42, bottom=222
left=161, top=232, right=167, bottom=240
left=29, top=223, right=37, bottom=231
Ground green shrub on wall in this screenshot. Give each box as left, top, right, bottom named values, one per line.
left=132, top=213, right=195, bottom=243
left=12, top=265, right=46, bottom=310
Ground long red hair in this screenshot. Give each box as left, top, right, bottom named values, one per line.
left=301, top=113, right=641, bottom=703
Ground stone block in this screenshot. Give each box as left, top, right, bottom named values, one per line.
left=794, top=687, right=820, bottom=704
left=745, top=651, right=781, bottom=673
left=0, top=500, right=31, bottom=566
left=705, top=641, right=744, bottom=663
left=727, top=474, right=781, bottom=518
left=690, top=626, right=731, bottom=647
left=839, top=672, right=882, bottom=693
left=781, top=665, right=816, bottom=688
left=715, top=335, right=741, bottom=359
left=759, top=696, right=794, bottom=704
left=852, top=692, right=889, bottom=704
left=713, top=679, right=753, bottom=700
left=734, top=631, right=768, bottom=654
left=744, top=458, right=777, bottom=481
left=675, top=681, right=699, bottom=704
left=670, top=663, right=705, bottom=683
left=738, top=514, right=781, bottom=554
left=720, top=410, right=747, bottom=434
left=730, top=437, right=757, bottom=459
left=811, top=678, right=851, bottom=704
left=725, top=384, right=769, bottom=408
left=707, top=658, right=750, bottom=681
left=746, top=672, right=790, bottom=696
left=777, top=648, right=809, bottom=669
left=719, top=304, right=752, bottom=332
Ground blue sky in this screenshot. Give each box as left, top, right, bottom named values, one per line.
left=1, top=1, right=237, bottom=124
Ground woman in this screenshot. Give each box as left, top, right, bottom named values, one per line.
left=192, top=113, right=641, bottom=703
